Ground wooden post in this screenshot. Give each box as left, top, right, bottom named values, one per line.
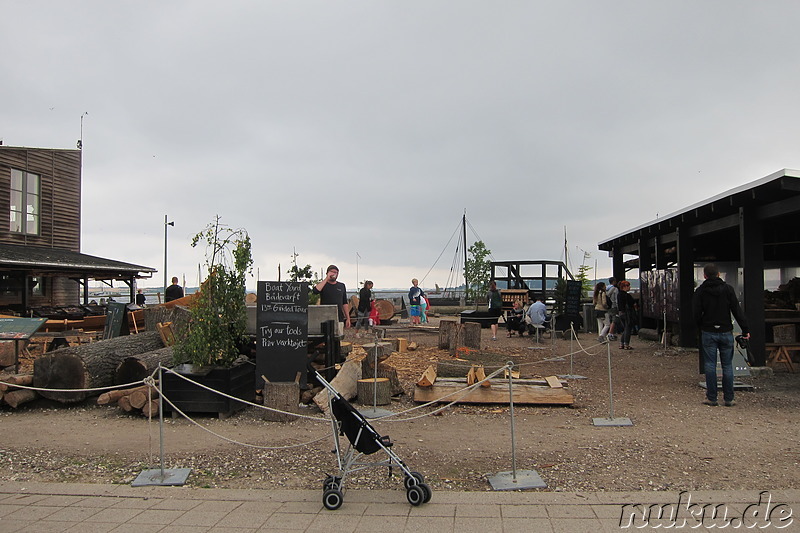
left=439, top=320, right=459, bottom=349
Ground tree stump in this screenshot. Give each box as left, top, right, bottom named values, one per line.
left=362, top=342, right=392, bottom=361
left=357, top=378, right=391, bottom=406
left=33, top=331, right=165, bottom=403
left=439, top=320, right=459, bottom=349
left=448, top=322, right=481, bottom=356
left=361, top=357, right=404, bottom=396
left=263, top=381, right=300, bottom=422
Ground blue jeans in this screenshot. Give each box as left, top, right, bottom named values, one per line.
left=701, top=330, right=734, bottom=403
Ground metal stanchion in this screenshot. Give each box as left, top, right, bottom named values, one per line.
left=592, top=341, right=632, bottom=427
left=487, top=362, right=546, bottom=490
left=132, top=365, right=192, bottom=486
left=360, top=333, right=392, bottom=419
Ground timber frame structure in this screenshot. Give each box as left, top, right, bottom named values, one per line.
left=598, top=168, right=800, bottom=366
left=0, top=145, right=155, bottom=314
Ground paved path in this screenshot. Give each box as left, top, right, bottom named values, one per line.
left=0, top=482, right=796, bottom=532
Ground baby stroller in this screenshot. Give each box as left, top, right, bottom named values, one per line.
left=314, top=371, right=432, bottom=510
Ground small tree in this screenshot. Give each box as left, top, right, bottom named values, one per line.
left=286, top=250, right=322, bottom=304
left=173, top=216, right=253, bottom=367
left=465, top=240, right=492, bottom=302
left=576, top=250, right=593, bottom=297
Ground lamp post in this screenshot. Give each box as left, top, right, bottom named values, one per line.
left=164, top=215, right=174, bottom=299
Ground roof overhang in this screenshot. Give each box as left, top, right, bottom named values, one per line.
left=0, top=244, right=156, bottom=281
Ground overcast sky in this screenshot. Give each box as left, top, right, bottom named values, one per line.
left=3, top=1, right=800, bottom=292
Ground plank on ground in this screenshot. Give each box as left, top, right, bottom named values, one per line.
left=413, top=382, right=574, bottom=405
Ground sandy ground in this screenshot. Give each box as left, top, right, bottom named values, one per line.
left=2, top=316, right=799, bottom=493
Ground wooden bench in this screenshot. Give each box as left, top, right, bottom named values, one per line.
left=765, top=343, right=799, bottom=372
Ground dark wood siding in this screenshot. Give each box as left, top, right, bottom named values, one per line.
left=0, top=147, right=81, bottom=251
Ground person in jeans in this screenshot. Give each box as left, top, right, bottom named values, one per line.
left=692, top=263, right=750, bottom=407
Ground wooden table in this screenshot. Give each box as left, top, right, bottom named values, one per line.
left=765, top=343, right=800, bottom=372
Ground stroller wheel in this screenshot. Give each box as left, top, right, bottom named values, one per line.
left=419, top=482, right=432, bottom=503
left=323, top=475, right=341, bottom=491
left=406, top=485, right=425, bottom=506
left=323, top=488, right=344, bottom=510
left=403, top=471, right=425, bottom=489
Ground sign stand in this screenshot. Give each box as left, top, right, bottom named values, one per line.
left=592, top=341, right=632, bottom=427
left=0, top=317, right=48, bottom=373
left=488, top=362, right=547, bottom=490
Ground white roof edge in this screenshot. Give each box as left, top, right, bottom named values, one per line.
left=598, top=169, right=800, bottom=246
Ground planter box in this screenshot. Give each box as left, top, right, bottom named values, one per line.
left=162, top=361, right=255, bottom=419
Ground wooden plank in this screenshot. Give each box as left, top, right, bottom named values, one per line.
left=435, top=377, right=567, bottom=386
left=413, top=382, right=574, bottom=405
left=545, top=375, right=563, bottom=388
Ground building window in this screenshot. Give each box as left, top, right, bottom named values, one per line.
left=10, top=168, right=41, bottom=235
left=31, top=276, right=45, bottom=297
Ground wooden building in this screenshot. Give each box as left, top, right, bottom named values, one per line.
left=0, top=145, right=155, bottom=314
left=598, top=169, right=800, bottom=366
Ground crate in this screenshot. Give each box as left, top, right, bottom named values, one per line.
left=773, top=324, right=796, bottom=344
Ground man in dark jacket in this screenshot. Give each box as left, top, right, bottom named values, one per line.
left=692, top=264, right=749, bottom=407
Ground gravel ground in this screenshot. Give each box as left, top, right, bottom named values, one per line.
left=2, top=317, right=799, bottom=493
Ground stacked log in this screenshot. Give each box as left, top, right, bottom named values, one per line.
left=33, top=331, right=165, bottom=403
left=97, top=384, right=160, bottom=417
left=0, top=373, right=38, bottom=408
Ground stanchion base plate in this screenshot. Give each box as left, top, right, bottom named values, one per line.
left=132, top=468, right=192, bottom=487
left=358, top=407, right=393, bottom=419
left=557, top=374, right=587, bottom=380
left=592, top=417, right=633, bottom=427
left=487, top=469, right=547, bottom=491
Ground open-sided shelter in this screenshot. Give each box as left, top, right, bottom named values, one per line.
left=598, top=168, right=800, bottom=366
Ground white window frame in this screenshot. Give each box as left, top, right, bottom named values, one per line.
left=10, top=168, right=41, bottom=235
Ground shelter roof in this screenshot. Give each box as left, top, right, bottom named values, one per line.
left=0, top=244, right=155, bottom=280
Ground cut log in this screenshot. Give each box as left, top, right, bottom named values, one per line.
left=361, top=357, right=404, bottom=396
left=142, top=399, right=159, bottom=418
left=128, top=389, right=151, bottom=409
left=340, top=341, right=352, bottom=356
left=97, top=384, right=153, bottom=405
left=460, top=322, right=482, bottom=349
left=474, top=365, right=491, bottom=388
left=4, top=388, right=37, bottom=408
left=357, top=378, right=391, bottom=406
left=417, top=365, right=437, bottom=388
left=439, top=320, right=459, bottom=349
left=466, top=366, right=477, bottom=386
left=374, top=299, right=395, bottom=321
left=113, top=347, right=174, bottom=386
left=143, top=305, right=192, bottom=342
left=313, top=357, right=362, bottom=414
left=34, top=331, right=165, bottom=403
left=0, top=374, right=33, bottom=391
left=118, top=394, right=134, bottom=412
left=263, top=381, right=300, bottom=422
left=300, top=385, right=323, bottom=404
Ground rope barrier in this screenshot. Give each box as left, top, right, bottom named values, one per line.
left=158, top=392, right=331, bottom=450
left=0, top=379, right=146, bottom=394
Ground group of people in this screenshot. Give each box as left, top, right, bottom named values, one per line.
left=311, top=265, right=432, bottom=337
left=592, top=277, right=636, bottom=349
left=591, top=266, right=749, bottom=407
left=486, top=281, right=548, bottom=341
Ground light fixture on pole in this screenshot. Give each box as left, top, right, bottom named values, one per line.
left=164, top=215, right=174, bottom=299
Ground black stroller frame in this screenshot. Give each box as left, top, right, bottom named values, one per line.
left=315, top=371, right=432, bottom=510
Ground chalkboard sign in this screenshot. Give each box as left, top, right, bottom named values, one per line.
left=256, top=281, right=309, bottom=387
left=564, top=280, right=583, bottom=316
left=102, top=302, right=129, bottom=339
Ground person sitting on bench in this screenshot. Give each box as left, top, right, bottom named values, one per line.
left=525, top=296, right=549, bottom=336
left=506, top=300, right=526, bottom=337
